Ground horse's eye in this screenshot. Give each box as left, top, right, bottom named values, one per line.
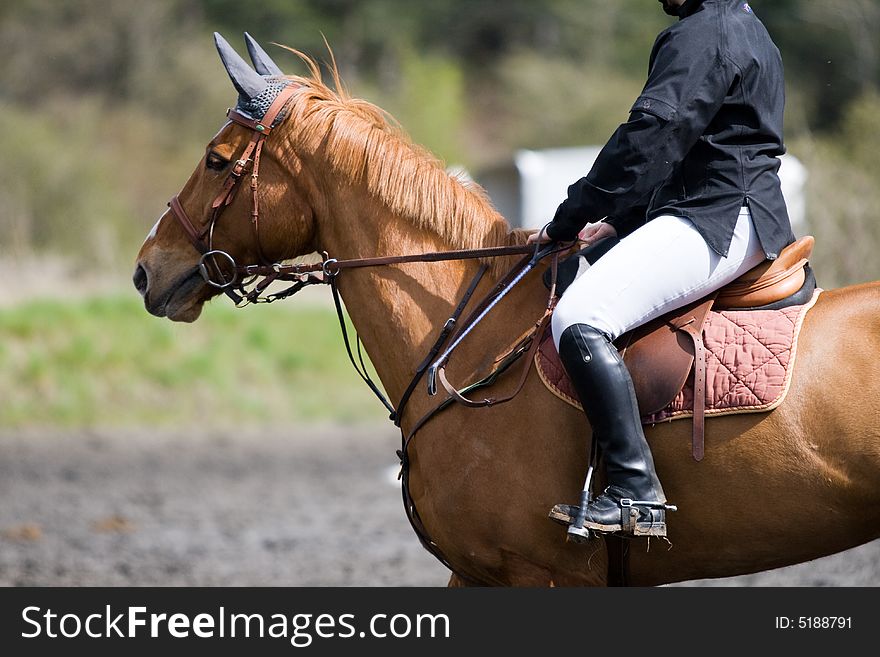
left=206, top=151, right=229, bottom=171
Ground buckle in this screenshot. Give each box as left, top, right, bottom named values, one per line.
left=231, top=158, right=252, bottom=176
left=618, top=498, right=678, bottom=512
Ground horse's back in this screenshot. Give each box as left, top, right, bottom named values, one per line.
left=627, top=281, right=880, bottom=585
left=796, top=282, right=880, bottom=393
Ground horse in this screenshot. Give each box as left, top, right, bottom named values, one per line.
left=134, top=34, right=880, bottom=586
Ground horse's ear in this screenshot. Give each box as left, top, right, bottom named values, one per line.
left=214, top=32, right=268, bottom=99
left=244, top=32, right=283, bottom=77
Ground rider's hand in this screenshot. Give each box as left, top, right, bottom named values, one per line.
left=578, top=221, right=618, bottom=245
left=526, top=230, right=553, bottom=245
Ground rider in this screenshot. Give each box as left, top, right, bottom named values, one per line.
left=528, top=0, right=795, bottom=538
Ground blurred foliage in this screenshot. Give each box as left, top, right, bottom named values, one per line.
left=793, top=90, right=880, bottom=286
left=488, top=52, right=645, bottom=152
left=0, top=296, right=386, bottom=428
left=0, top=0, right=879, bottom=286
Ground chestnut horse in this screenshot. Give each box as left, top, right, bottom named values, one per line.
left=135, top=35, right=880, bottom=586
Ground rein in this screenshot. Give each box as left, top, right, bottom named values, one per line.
left=321, top=242, right=563, bottom=421
left=229, top=243, right=540, bottom=307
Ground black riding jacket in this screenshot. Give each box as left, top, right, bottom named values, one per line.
left=546, top=0, right=794, bottom=259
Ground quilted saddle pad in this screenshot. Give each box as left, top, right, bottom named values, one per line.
left=536, top=289, right=822, bottom=424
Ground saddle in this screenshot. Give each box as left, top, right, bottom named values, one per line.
left=544, top=235, right=816, bottom=461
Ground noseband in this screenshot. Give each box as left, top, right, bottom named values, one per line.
left=167, top=84, right=299, bottom=302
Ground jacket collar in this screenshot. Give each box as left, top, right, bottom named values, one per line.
left=678, top=0, right=707, bottom=19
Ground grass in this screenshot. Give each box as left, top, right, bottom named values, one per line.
left=0, top=295, right=388, bottom=429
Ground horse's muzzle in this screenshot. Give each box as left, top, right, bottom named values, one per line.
left=133, top=263, right=148, bottom=297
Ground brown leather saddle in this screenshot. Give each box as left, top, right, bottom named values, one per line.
left=576, top=235, right=815, bottom=461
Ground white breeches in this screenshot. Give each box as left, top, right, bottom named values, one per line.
left=551, top=207, right=766, bottom=349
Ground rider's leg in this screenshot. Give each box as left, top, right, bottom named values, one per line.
left=550, top=208, right=766, bottom=537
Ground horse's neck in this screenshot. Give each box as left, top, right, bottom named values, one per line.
left=317, top=187, right=496, bottom=406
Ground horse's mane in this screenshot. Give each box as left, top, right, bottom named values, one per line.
left=279, top=48, right=529, bottom=260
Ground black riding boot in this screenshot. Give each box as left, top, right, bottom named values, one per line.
left=551, top=323, right=674, bottom=538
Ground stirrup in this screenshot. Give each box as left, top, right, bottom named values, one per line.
left=548, top=504, right=579, bottom=527
left=548, top=499, right=677, bottom=539
left=547, top=504, right=596, bottom=542
left=548, top=504, right=598, bottom=542
left=613, top=499, right=673, bottom=537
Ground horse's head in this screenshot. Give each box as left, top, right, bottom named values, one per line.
left=134, top=33, right=316, bottom=322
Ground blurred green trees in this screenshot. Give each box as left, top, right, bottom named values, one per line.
left=1, top=0, right=879, bottom=286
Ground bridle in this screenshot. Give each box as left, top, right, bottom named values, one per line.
left=167, top=83, right=300, bottom=304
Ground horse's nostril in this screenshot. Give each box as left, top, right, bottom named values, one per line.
left=133, top=264, right=149, bottom=296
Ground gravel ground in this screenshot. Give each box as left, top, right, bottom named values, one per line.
left=2, top=425, right=878, bottom=587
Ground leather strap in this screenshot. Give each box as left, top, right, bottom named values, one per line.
left=226, top=108, right=268, bottom=132
left=394, top=254, right=562, bottom=573
left=299, top=245, right=538, bottom=278
left=169, top=85, right=299, bottom=262
left=605, top=535, right=630, bottom=587
left=670, top=293, right=717, bottom=461
left=168, top=196, right=208, bottom=253
left=392, top=264, right=489, bottom=426
left=437, top=304, right=554, bottom=407
left=226, top=84, right=294, bottom=134
left=329, top=275, right=396, bottom=416
left=435, top=250, right=560, bottom=408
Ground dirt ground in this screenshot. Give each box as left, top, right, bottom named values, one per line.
left=2, top=425, right=878, bottom=587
